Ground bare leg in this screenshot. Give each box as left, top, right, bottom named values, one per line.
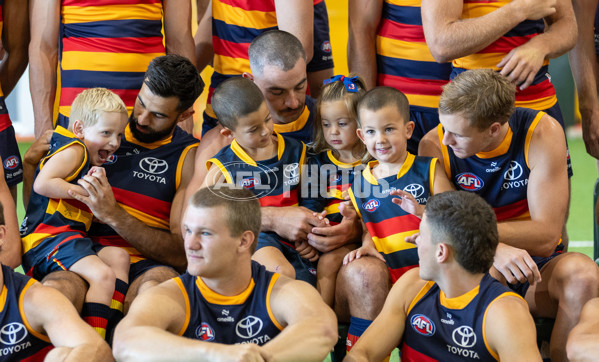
left=124, top=266, right=178, bottom=314
left=317, top=244, right=357, bottom=307
left=42, top=270, right=88, bottom=313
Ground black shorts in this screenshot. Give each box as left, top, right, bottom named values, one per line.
left=0, top=124, right=23, bottom=187
left=307, top=0, right=334, bottom=73
left=257, top=231, right=317, bottom=286
left=508, top=244, right=564, bottom=297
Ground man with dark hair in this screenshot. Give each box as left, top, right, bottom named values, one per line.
left=346, top=191, right=541, bottom=361
left=36, top=55, right=203, bottom=319
left=420, top=68, right=599, bottom=361
left=113, top=186, right=337, bottom=361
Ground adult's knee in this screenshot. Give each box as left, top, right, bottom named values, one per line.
left=554, top=253, right=599, bottom=300
left=42, top=271, right=88, bottom=312
left=338, top=256, right=389, bottom=294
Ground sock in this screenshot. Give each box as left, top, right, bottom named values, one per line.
left=82, top=302, right=111, bottom=339
left=346, top=316, right=372, bottom=353
left=106, top=279, right=129, bottom=345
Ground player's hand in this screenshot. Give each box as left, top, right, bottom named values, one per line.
left=295, top=240, right=320, bottom=262
left=308, top=201, right=361, bottom=252
left=493, top=243, right=541, bottom=285
left=343, top=244, right=384, bottom=265
left=390, top=189, right=424, bottom=218
left=220, top=343, right=272, bottom=362
left=68, top=167, right=119, bottom=223
left=405, top=232, right=419, bottom=244
left=515, top=0, right=557, bottom=20
left=497, top=42, right=546, bottom=90
left=581, top=109, right=599, bottom=159
left=262, top=206, right=325, bottom=243
left=23, top=130, right=52, bottom=167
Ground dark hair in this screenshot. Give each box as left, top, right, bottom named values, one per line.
left=212, top=77, right=266, bottom=130
left=249, top=30, right=306, bottom=76
left=143, top=54, right=204, bottom=112
left=356, top=87, right=410, bottom=127
left=424, top=191, right=498, bottom=274
left=189, top=186, right=261, bottom=253
left=439, top=69, right=515, bottom=129
left=0, top=201, right=4, bottom=226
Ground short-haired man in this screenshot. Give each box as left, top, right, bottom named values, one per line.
left=38, top=54, right=204, bottom=315
left=345, top=191, right=541, bottom=361
left=0, top=201, right=113, bottom=361
left=113, top=186, right=337, bottom=361
left=419, top=69, right=599, bottom=361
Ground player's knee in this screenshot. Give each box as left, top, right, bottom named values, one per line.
left=42, top=271, right=88, bottom=311
left=555, top=254, right=599, bottom=299
left=337, top=256, right=389, bottom=296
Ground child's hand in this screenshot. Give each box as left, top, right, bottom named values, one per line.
left=343, top=244, right=384, bottom=265
left=295, top=240, right=320, bottom=262
left=87, top=166, right=102, bottom=176
left=390, top=189, right=425, bottom=218
left=311, top=210, right=331, bottom=227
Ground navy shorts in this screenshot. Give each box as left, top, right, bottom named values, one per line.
left=257, top=231, right=317, bottom=286
left=0, top=124, right=23, bottom=188
left=408, top=106, right=441, bottom=155
left=307, top=0, right=334, bottom=72
left=128, top=258, right=175, bottom=283
left=23, top=234, right=102, bottom=281
left=508, top=244, right=564, bottom=297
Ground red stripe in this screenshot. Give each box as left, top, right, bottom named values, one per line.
left=113, top=187, right=171, bottom=220
left=494, top=198, right=529, bottom=222
left=60, top=87, right=138, bottom=107
left=32, top=223, right=82, bottom=236
left=207, top=86, right=216, bottom=105
left=92, top=234, right=130, bottom=248
left=216, top=0, right=275, bottom=12
left=379, top=20, right=424, bottom=43
left=365, top=214, right=421, bottom=239
left=400, top=343, right=439, bottom=362
left=389, top=264, right=417, bottom=284
left=21, top=346, right=54, bottom=362
left=0, top=113, right=11, bottom=132
left=478, top=35, right=535, bottom=54
left=84, top=316, right=108, bottom=329
left=62, top=37, right=164, bottom=54
left=258, top=190, right=299, bottom=207
left=212, top=36, right=250, bottom=59
left=112, top=290, right=125, bottom=303
left=515, top=79, right=555, bottom=101
left=327, top=183, right=350, bottom=193
left=378, top=74, right=447, bottom=96
left=63, top=0, right=161, bottom=6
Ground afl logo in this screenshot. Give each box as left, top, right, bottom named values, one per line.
left=456, top=172, right=484, bottom=191
left=195, top=323, right=215, bottom=341
left=411, top=314, right=435, bottom=336
left=503, top=161, right=523, bottom=181
left=139, top=157, right=168, bottom=174
left=3, top=155, right=19, bottom=170
left=362, top=199, right=380, bottom=212
left=0, top=323, right=28, bottom=345
left=240, top=177, right=260, bottom=189
left=403, top=183, right=424, bottom=198
left=104, top=154, right=117, bottom=165
left=321, top=40, right=332, bottom=53
left=329, top=173, right=341, bottom=183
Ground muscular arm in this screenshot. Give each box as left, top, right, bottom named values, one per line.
left=24, top=283, right=113, bottom=362
left=275, top=0, right=314, bottom=63
left=485, top=295, right=541, bottom=361
left=567, top=297, right=599, bottom=361
left=263, top=276, right=337, bottom=360
left=0, top=0, right=29, bottom=96
left=28, top=0, right=59, bottom=138
left=194, top=0, right=213, bottom=72
left=421, top=0, right=557, bottom=63
left=347, top=0, right=382, bottom=89
left=0, top=162, right=21, bottom=268
left=164, top=0, right=195, bottom=63
left=569, top=0, right=599, bottom=159
left=345, top=268, right=425, bottom=361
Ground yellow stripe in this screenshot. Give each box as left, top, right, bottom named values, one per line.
left=277, top=133, right=286, bottom=160
left=515, top=96, right=557, bottom=111
left=22, top=233, right=51, bottom=253
left=524, top=111, right=544, bottom=168
left=174, top=278, right=191, bottom=336
left=273, top=107, right=310, bottom=134
left=440, top=285, right=479, bottom=309
left=265, top=274, right=284, bottom=330
left=124, top=124, right=175, bottom=149
left=482, top=291, right=523, bottom=360
left=212, top=1, right=277, bottom=30
left=377, top=36, right=435, bottom=62
left=454, top=53, right=550, bottom=71
left=386, top=0, right=421, bottom=6
left=196, top=276, right=256, bottom=305
left=46, top=199, right=93, bottom=230
left=327, top=188, right=345, bottom=200
left=429, top=158, right=436, bottom=194
left=326, top=150, right=362, bottom=167
left=206, top=158, right=234, bottom=184
left=62, top=4, right=163, bottom=23
left=362, top=161, right=379, bottom=185
left=475, top=128, right=513, bottom=159
left=110, top=299, right=124, bottom=312
left=61, top=51, right=162, bottom=73
left=398, top=153, right=415, bottom=178
left=324, top=202, right=341, bottom=215
left=347, top=187, right=362, bottom=219
left=407, top=281, right=435, bottom=314
left=437, top=125, right=452, bottom=177
left=0, top=285, right=7, bottom=313
left=231, top=139, right=258, bottom=166
left=372, top=230, right=418, bottom=254
left=213, top=54, right=251, bottom=75
left=462, top=1, right=506, bottom=18
left=405, top=93, right=441, bottom=109
left=120, top=203, right=169, bottom=229
left=19, top=280, right=51, bottom=343
left=41, top=127, right=87, bottom=181
left=176, top=143, right=199, bottom=189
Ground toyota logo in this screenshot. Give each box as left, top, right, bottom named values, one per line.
left=503, top=161, right=523, bottom=181
left=452, top=325, right=476, bottom=348
left=403, top=183, right=425, bottom=198
left=235, top=316, right=263, bottom=339
left=0, top=323, right=27, bottom=345
left=139, top=157, right=168, bottom=174
left=283, top=163, right=300, bottom=179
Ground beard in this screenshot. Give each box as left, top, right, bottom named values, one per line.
left=128, top=112, right=178, bottom=143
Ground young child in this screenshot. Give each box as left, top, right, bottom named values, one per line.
left=21, top=88, right=130, bottom=339
left=204, top=77, right=321, bottom=286
left=343, top=86, right=453, bottom=350
left=301, top=74, right=367, bottom=307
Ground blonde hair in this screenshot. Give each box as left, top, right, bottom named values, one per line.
left=68, top=88, right=127, bottom=131
left=312, top=74, right=367, bottom=160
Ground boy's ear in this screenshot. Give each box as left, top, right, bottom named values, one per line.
left=177, top=108, right=195, bottom=123
left=220, top=127, right=233, bottom=138
left=72, top=119, right=85, bottom=138
left=238, top=230, right=255, bottom=253
left=242, top=72, right=254, bottom=81
left=488, top=122, right=502, bottom=137
left=356, top=128, right=366, bottom=144
left=404, top=121, right=415, bottom=140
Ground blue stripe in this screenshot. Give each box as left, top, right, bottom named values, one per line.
left=377, top=55, right=452, bottom=80
left=209, top=72, right=238, bottom=91
left=212, top=19, right=277, bottom=44
left=451, top=64, right=550, bottom=85
left=61, top=19, right=163, bottom=39
left=384, top=247, right=419, bottom=270
left=60, top=69, right=144, bottom=89
left=383, top=2, right=422, bottom=26
left=504, top=19, right=544, bottom=38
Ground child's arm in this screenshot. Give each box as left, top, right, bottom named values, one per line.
left=342, top=220, right=384, bottom=265
left=33, top=143, right=87, bottom=199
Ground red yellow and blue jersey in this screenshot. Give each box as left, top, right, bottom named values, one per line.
left=174, top=261, right=283, bottom=344
left=376, top=0, right=452, bottom=111
left=20, top=127, right=92, bottom=267
left=401, top=273, right=522, bottom=361
left=0, top=265, right=54, bottom=361
left=438, top=108, right=543, bottom=224
left=207, top=133, right=306, bottom=208
left=301, top=150, right=364, bottom=225
left=452, top=0, right=556, bottom=110
left=348, top=154, right=436, bottom=283
left=57, top=0, right=166, bottom=127
left=88, top=125, right=198, bottom=263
